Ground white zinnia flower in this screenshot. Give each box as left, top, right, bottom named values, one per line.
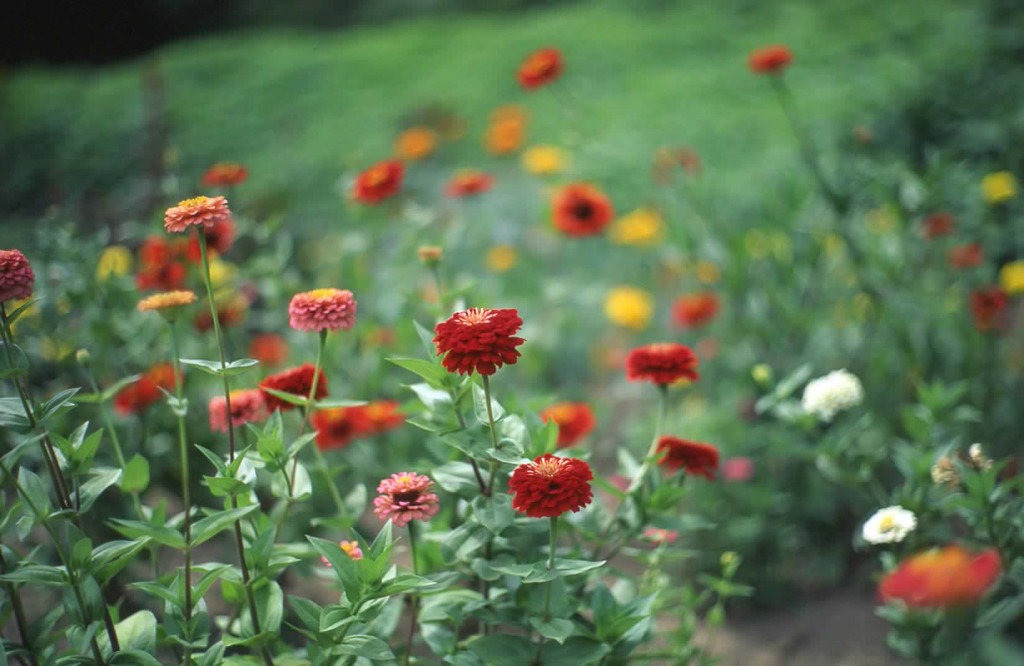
left=801, top=369, right=863, bottom=422
left=862, top=506, right=917, bottom=544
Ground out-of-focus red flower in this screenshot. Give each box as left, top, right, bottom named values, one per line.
left=540, top=402, right=596, bottom=449
left=362, top=400, right=405, bottom=432
left=248, top=333, right=288, bottom=366
left=552, top=183, right=614, bottom=237
left=748, top=45, right=793, bottom=74
left=433, top=307, right=525, bottom=376
left=113, top=364, right=179, bottom=415
left=509, top=453, right=594, bottom=518
left=193, top=293, right=248, bottom=332
left=517, top=48, right=563, bottom=90
left=259, top=364, right=328, bottom=412
left=625, top=343, right=700, bottom=386
left=643, top=527, right=679, bottom=545
left=970, top=287, right=1009, bottom=332
left=373, top=472, right=440, bottom=527
left=288, top=288, right=357, bottom=333
left=655, top=436, right=719, bottom=480
left=0, top=249, right=35, bottom=303
left=353, top=160, right=404, bottom=205
left=672, top=292, right=720, bottom=329
left=312, top=407, right=374, bottom=451
left=135, top=236, right=189, bottom=291
left=879, top=545, right=1001, bottom=609
left=164, top=196, right=232, bottom=234
left=209, top=389, right=269, bottom=432
left=722, top=457, right=755, bottom=482
left=921, top=212, right=954, bottom=239
left=201, top=163, right=249, bottom=188
left=949, top=243, right=984, bottom=269
left=445, top=170, right=495, bottom=198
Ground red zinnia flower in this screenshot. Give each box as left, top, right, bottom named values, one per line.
left=970, top=287, right=1009, bottom=332
left=201, top=218, right=237, bottom=256
left=540, top=402, right=596, bottom=449
left=509, top=453, right=594, bottom=518
left=517, top=48, right=563, bottom=90
left=209, top=389, right=269, bottom=432
left=201, top=163, right=249, bottom=188
left=445, top=170, right=495, bottom=198
left=625, top=343, right=700, bottom=386
left=164, top=196, right=233, bottom=234
left=0, top=249, right=35, bottom=303
left=259, top=364, right=329, bottom=412
left=312, top=407, right=374, bottom=451
left=879, top=545, right=1001, bottom=609
left=353, top=160, right=404, bottom=205
left=672, top=292, right=720, bottom=329
left=748, top=45, right=793, bottom=74
left=288, top=288, right=357, bottom=332
left=193, top=293, right=248, bottom=332
left=362, top=400, right=405, bottom=432
left=921, top=212, right=954, bottom=239
left=113, top=363, right=179, bottom=415
left=135, top=236, right=188, bottom=292
left=373, top=472, right=440, bottom=527
left=949, top=243, right=984, bottom=269
left=655, top=436, right=719, bottom=480
left=249, top=333, right=288, bottom=366
left=433, top=307, right=525, bottom=376
left=552, top=183, right=614, bottom=237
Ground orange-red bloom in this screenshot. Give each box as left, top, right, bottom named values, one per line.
left=656, top=436, right=719, bottom=480
left=249, top=333, right=288, bottom=366
left=113, top=364, right=179, bottom=415
left=135, top=236, right=188, bottom=291
left=164, top=196, right=232, bottom=234
left=259, top=364, right=328, bottom=412
left=748, top=45, right=793, bottom=74
left=625, top=343, right=700, bottom=386
left=312, top=407, right=374, bottom=451
left=552, top=183, right=614, bottom=237
left=970, top=287, right=1009, bottom=332
left=201, top=163, right=249, bottom=188
left=0, top=249, right=35, bottom=303
left=194, top=218, right=237, bottom=256
left=540, top=402, right=596, bottom=449
left=193, top=293, right=248, bottom=332
left=672, top=292, right=720, bottom=329
left=949, top=243, right=984, bottom=269
left=518, top=47, right=564, bottom=90
left=879, top=545, right=1001, bottom=609
left=433, top=307, right=525, bottom=376
left=209, top=389, right=269, bottom=432
left=509, top=453, right=594, bottom=518
left=445, top=170, right=494, bottom=198
left=362, top=400, right=405, bottom=432
left=353, top=160, right=404, bottom=205
left=288, top=288, right=357, bottom=332
left=921, top=212, right=954, bottom=239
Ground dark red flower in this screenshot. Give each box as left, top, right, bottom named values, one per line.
left=921, top=212, right=954, bottom=239
left=201, top=162, right=249, bottom=188
left=248, top=333, right=288, bottom=366
left=433, top=307, right=525, bottom=376
left=259, top=364, right=329, bottom=412
left=672, top=292, right=720, bottom=329
left=655, top=436, right=719, bottom=480
left=625, top=343, right=700, bottom=386
left=970, top=287, right=1009, bottom=332
left=113, top=364, right=179, bottom=415
left=748, top=45, right=793, bottom=74
left=0, top=249, right=35, bottom=303
left=552, top=183, right=614, bottom=237
left=446, top=170, right=494, bottom=198
left=949, top=243, right=984, bottom=269
left=353, top=160, right=404, bottom=205
left=517, top=48, right=563, bottom=90
left=879, top=545, right=1001, bottom=609
left=540, top=402, right=596, bottom=449
left=509, top=453, right=594, bottom=518
left=312, top=407, right=374, bottom=450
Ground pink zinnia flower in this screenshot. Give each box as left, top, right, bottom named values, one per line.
left=0, top=250, right=35, bottom=303
left=722, top=457, right=755, bottom=482
left=373, top=472, right=440, bottom=528
left=322, top=540, right=364, bottom=566
left=209, top=389, right=270, bottom=432
left=164, top=196, right=233, bottom=234
left=288, top=288, right=357, bottom=332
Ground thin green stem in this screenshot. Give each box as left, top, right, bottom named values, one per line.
left=481, top=375, right=500, bottom=496
left=0, top=547, right=37, bottom=664
left=169, top=322, right=194, bottom=666
left=534, top=517, right=559, bottom=665
left=626, top=384, right=669, bottom=494
left=428, top=263, right=447, bottom=314
left=403, top=522, right=421, bottom=666
left=448, top=387, right=487, bottom=495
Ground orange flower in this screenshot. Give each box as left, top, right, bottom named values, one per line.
left=748, top=45, right=793, bottom=74
left=361, top=400, right=404, bottom=432
left=672, top=292, right=720, bottom=329
left=970, top=287, right=1009, bottom=332
left=201, top=163, right=249, bottom=188
left=137, top=290, right=197, bottom=313
left=518, top=48, right=563, bottom=90
left=353, top=160, right=404, bottom=205
left=540, top=402, right=596, bottom=449
left=164, top=195, right=232, bottom=234
left=486, top=119, right=525, bottom=155
left=312, top=407, right=374, bottom=451
left=113, top=364, right=180, bottom=415
left=394, top=127, right=438, bottom=161
left=949, top=243, right=984, bottom=269
left=248, top=333, right=288, bottom=366
left=879, top=545, right=1001, bottom=609
left=445, top=170, right=494, bottom=198
left=552, top=183, right=615, bottom=237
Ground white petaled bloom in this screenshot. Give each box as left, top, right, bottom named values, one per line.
left=862, top=506, right=917, bottom=544
left=801, top=369, right=864, bottom=422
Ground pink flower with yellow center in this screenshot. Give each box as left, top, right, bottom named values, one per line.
left=0, top=250, right=35, bottom=303
left=288, top=288, right=357, bottom=332
left=163, top=196, right=233, bottom=234
left=372, top=472, right=440, bottom=528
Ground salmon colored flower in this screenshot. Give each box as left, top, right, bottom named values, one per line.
left=970, top=287, right=1009, bottom=332
left=322, top=540, right=364, bottom=566
left=949, top=243, right=984, bottom=269
left=201, top=163, right=249, bottom=188
left=137, top=290, right=197, bottom=313
left=672, top=292, right=720, bottom=329
left=446, top=170, right=494, bottom=198
left=485, top=117, right=525, bottom=155
left=418, top=246, right=443, bottom=266
left=626, top=343, right=700, bottom=386
left=921, top=212, right=954, bottom=239
left=373, top=472, right=440, bottom=527
left=552, top=183, right=614, bottom=237
left=879, top=545, right=1001, bottom=608
left=209, top=389, right=270, bottom=432
left=353, top=160, right=404, bottom=204
left=540, top=402, right=596, bottom=449
left=312, top=407, right=374, bottom=451
left=259, top=364, right=329, bottom=412
left=433, top=307, right=525, bottom=376
left=722, top=457, right=755, bottom=482
left=518, top=47, right=563, bottom=90
left=748, top=45, right=793, bottom=74
left=249, top=333, right=288, bottom=366
left=656, top=436, right=719, bottom=479
left=113, top=364, right=179, bottom=415
left=164, top=195, right=232, bottom=234
left=0, top=250, right=35, bottom=303
left=288, top=288, right=357, bottom=332
left=643, top=528, right=679, bottom=545
left=509, top=453, right=594, bottom=518
left=394, top=127, right=438, bottom=161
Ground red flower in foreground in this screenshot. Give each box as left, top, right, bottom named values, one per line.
left=748, top=45, right=793, bottom=74
left=288, top=288, right=357, bottom=332
left=540, top=402, right=596, bottom=449
left=201, top=162, right=249, bottom=188
left=353, top=160, right=404, bottom=205
left=209, top=389, right=269, bottom=432
left=446, top=170, right=495, bottom=198
left=312, top=407, right=374, bottom=451
left=517, top=47, right=563, bottom=90
left=248, top=333, right=288, bottom=366
left=433, top=307, right=525, bottom=376
left=656, top=436, right=719, bottom=480
left=672, top=292, right=720, bottom=329
left=164, top=196, right=232, bottom=234
left=113, top=364, right=179, bottom=415
left=0, top=249, right=35, bottom=303
left=552, top=183, right=614, bottom=237
left=970, top=287, right=1009, bottom=332
left=921, top=212, right=954, bottom=239
left=259, top=364, right=328, bottom=412
left=879, top=545, right=1001, bottom=609
left=625, top=343, right=700, bottom=386
left=509, top=454, right=594, bottom=518
left=949, top=243, right=984, bottom=269
left=373, top=472, right=440, bottom=527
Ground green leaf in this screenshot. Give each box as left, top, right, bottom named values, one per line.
left=288, top=596, right=323, bottom=633
left=110, top=519, right=185, bottom=550
left=0, top=397, right=29, bottom=429
left=540, top=637, right=611, bottom=663
left=192, top=565, right=231, bottom=610
left=179, top=358, right=260, bottom=377
left=530, top=618, right=575, bottom=644
left=468, top=634, right=536, bottom=666
left=2, top=298, right=41, bottom=329
left=472, top=494, right=515, bottom=536
left=0, top=563, right=67, bottom=586
left=110, top=610, right=157, bottom=653
left=76, top=467, right=122, bottom=513
left=433, top=461, right=482, bottom=496
left=413, top=320, right=439, bottom=358
left=256, top=581, right=284, bottom=634
left=75, top=374, right=142, bottom=404
left=313, top=398, right=367, bottom=409
left=0, top=341, right=29, bottom=380
left=337, top=634, right=395, bottom=661
left=39, top=387, right=80, bottom=422
left=255, top=412, right=285, bottom=461
left=473, top=383, right=505, bottom=424
left=192, top=505, right=259, bottom=546
left=71, top=537, right=93, bottom=572
left=308, top=537, right=362, bottom=602
left=70, top=428, right=104, bottom=471
left=270, top=462, right=311, bottom=501
left=109, top=649, right=163, bottom=666
left=387, top=357, right=449, bottom=386
left=92, top=539, right=150, bottom=583
left=17, top=467, right=51, bottom=518
left=554, top=558, right=607, bottom=576
left=260, top=387, right=311, bottom=408
left=121, top=454, right=150, bottom=493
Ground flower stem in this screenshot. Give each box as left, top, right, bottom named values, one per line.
left=481, top=375, right=500, bottom=496
left=627, top=384, right=669, bottom=494
left=403, top=521, right=421, bottom=666
left=534, top=517, right=559, bottom=665
left=0, top=547, right=37, bottom=664
left=169, top=322, right=195, bottom=666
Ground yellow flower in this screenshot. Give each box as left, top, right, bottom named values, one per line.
left=138, top=290, right=198, bottom=314
left=485, top=245, right=518, bottom=272
left=521, top=145, right=568, bottom=175
left=610, top=208, right=664, bottom=247
left=866, top=207, right=897, bottom=234
left=394, top=127, right=438, bottom=161
left=751, top=364, right=773, bottom=386
left=603, top=287, right=653, bottom=330
left=770, top=232, right=793, bottom=264
left=981, top=171, right=1017, bottom=204
left=745, top=230, right=770, bottom=259
left=208, top=257, right=237, bottom=289
left=96, top=245, right=132, bottom=281
left=695, top=260, right=720, bottom=285
left=999, top=260, right=1024, bottom=294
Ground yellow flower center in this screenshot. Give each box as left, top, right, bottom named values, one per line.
left=177, top=196, right=210, bottom=208
left=878, top=515, right=896, bottom=533
left=535, top=458, right=563, bottom=477
left=365, top=166, right=389, bottom=187
left=307, top=288, right=339, bottom=300
left=458, top=308, right=494, bottom=326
